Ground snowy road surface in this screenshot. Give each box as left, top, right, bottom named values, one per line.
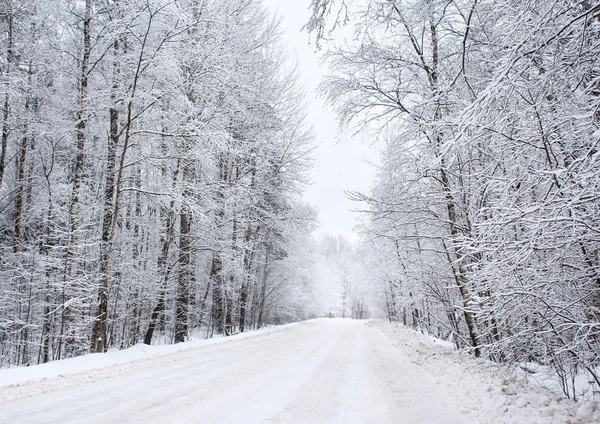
left=1, top=319, right=467, bottom=423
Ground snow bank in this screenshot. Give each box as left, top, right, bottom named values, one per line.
left=373, top=321, right=599, bottom=424
left=517, top=361, right=600, bottom=402
left=0, top=322, right=299, bottom=396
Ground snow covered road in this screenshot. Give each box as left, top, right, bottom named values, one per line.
left=0, top=319, right=467, bottom=423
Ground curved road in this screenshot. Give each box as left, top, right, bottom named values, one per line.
left=0, top=319, right=467, bottom=423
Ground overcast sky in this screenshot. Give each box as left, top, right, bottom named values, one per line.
left=265, top=0, right=377, bottom=242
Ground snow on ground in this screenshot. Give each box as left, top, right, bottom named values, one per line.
left=518, top=361, right=600, bottom=402
left=374, top=320, right=599, bottom=423
left=0, top=318, right=597, bottom=423
left=0, top=322, right=298, bottom=390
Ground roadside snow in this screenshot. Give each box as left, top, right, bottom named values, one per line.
left=518, top=361, right=600, bottom=402
left=0, top=322, right=298, bottom=391
left=373, top=321, right=600, bottom=424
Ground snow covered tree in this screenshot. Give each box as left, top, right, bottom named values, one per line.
left=0, top=0, right=317, bottom=366
left=310, top=0, right=600, bottom=399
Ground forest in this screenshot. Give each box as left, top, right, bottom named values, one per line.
left=0, top=0, right=324, bottom=366
left=1, top=0, right=600, bottom=405
left=308, top=0, right=600, bottom=400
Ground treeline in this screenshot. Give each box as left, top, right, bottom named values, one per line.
left=311, top=0, right=600, bottom=400
left=316, top=235, right=370, bottom=320
left=0, top=0, right=316, bottom=367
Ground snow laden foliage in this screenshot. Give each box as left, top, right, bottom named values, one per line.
left=0, top=0, right=317, bottom=367
left=311, top=0, right=600, bottom=401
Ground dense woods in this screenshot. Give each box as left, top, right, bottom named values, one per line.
left=310, top=0, right=600, bottom=400
left=0, top=0, right=318, bottom=367
left=3, top=0, right=600, bottom=406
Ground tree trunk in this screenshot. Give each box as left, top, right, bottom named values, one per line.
left=210, top=252, right=225, bottom=335
left=239, top=162, right=257, bottom=332
left=0, top=11, right=13, bottom=189
left=256, top=246, right=270, bottom=329
left=210, top=155, right=228, bottom=335
left=238, top=225, right=256, bottom=332
left=59, top=0, right=91, bottom=360
left=13, top=61, right=33, bottom=253
left=174, top=158, right=194, bottom=343
left=143, top=158, right=179, bottom=345
left=91, top=41, right=120, bottom=353
left=65, top=0, right=91, bottom=276
left=40, top=170, right=56, bottom=363
left=430, top=9, right=479, bottom=356
left=439, top=164, right=480, bottom=357
left=225, top=213, right=238, bottom=335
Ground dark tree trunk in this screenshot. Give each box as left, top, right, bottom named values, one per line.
left=91, top=40, right=120, bottom=353
left=174, top=206, right=191, bottom=343
left=238, top=226, right=256, bottom=333
left=144, top=289, right=165, bottom=345
left=439, top=164, right=480, bottom=357
left=0, top=12, right=13, bottom=189
left=256, top=246, right=270, bottom=329
left=66, top=0, right=91, bottom=264
left=13, top=61, right=33, bottom=253
left=174, top=157, right=194, bottom=343
left=210, top=252, right=225, bottom=334
left=239, top=164, right=257, bottom=332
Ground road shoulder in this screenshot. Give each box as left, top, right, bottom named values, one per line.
left=373, top=320, right=593, bottom=424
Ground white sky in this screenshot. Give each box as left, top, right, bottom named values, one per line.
left=265, top=0, right=377, bottom=242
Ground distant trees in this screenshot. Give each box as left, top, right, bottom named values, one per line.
left=314, top=235, right=370, bottom=319
left=311, top=0, right=600, bottom=400
left=0, top=0, right=316, bottom=367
